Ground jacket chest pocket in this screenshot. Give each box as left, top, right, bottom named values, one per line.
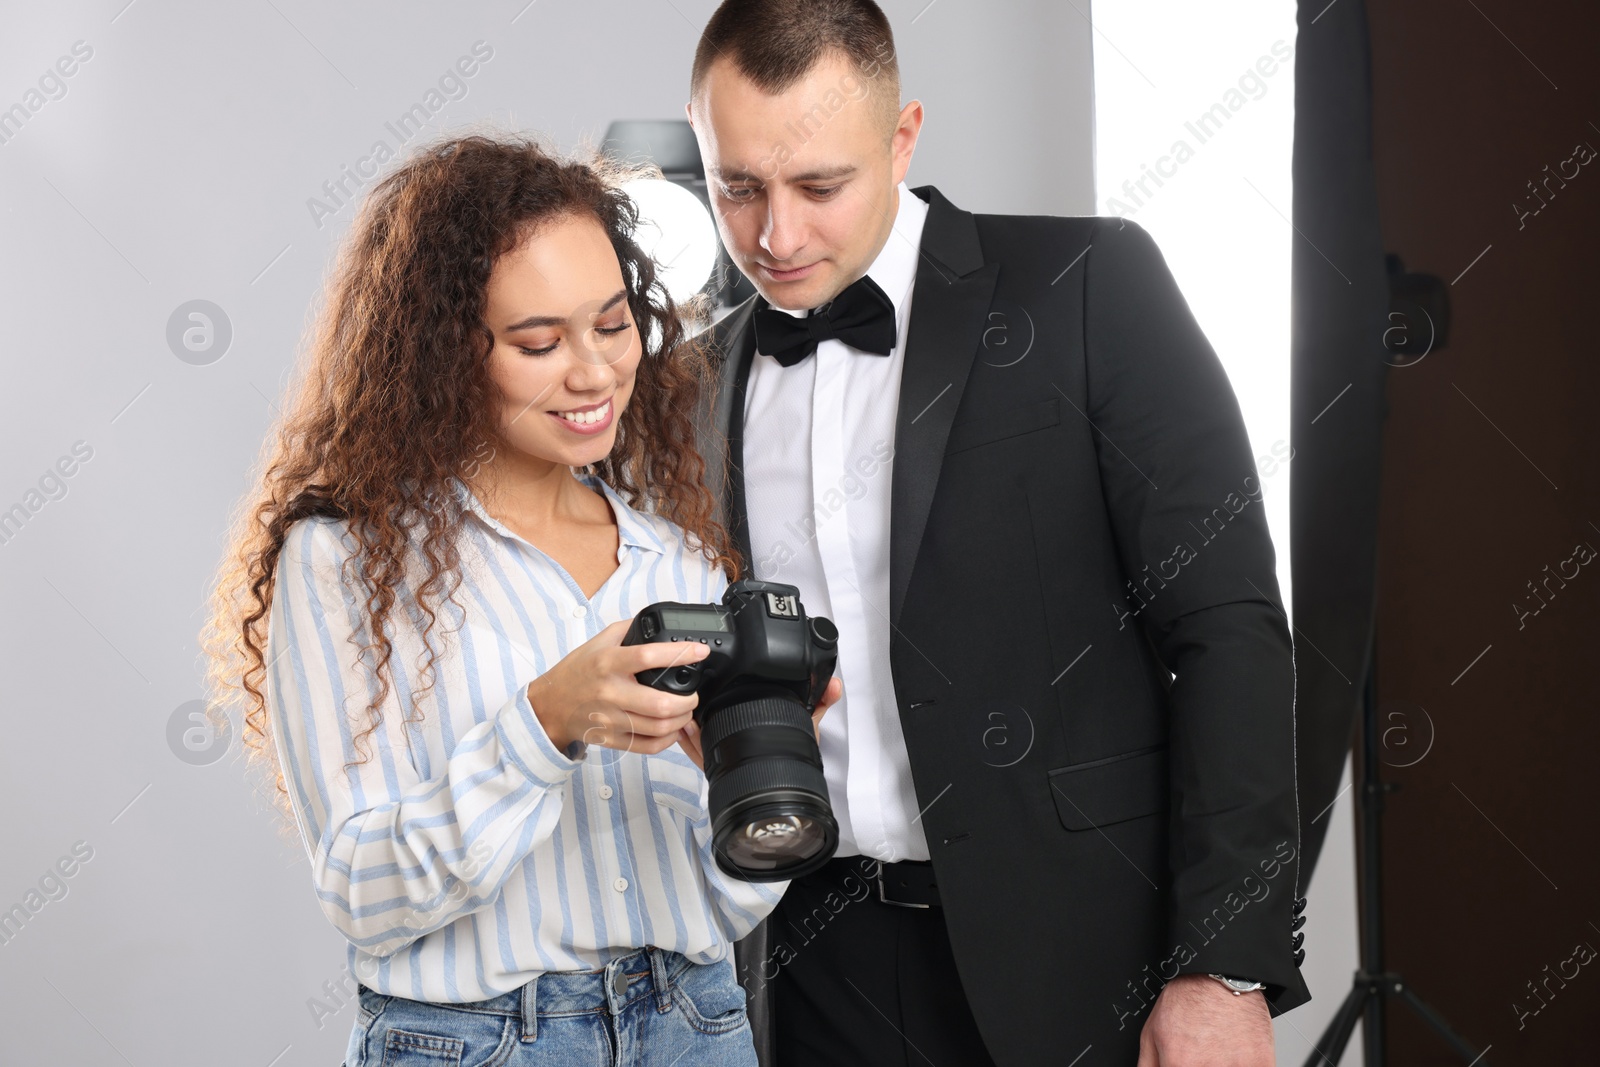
left=945, top=396, right=1062, bottom=455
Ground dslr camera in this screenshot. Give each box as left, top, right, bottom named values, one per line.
left=623, top=578, right=839, bottom=882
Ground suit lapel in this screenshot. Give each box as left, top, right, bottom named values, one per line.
left=889, top=186, right=998, bottom=627
left=705, top=186, right=997, bottom=621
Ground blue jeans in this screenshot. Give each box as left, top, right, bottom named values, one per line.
left=342, top=947, right=757, bottom=1067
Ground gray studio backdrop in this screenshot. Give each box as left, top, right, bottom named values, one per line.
left=0, top=2, right=1353, bottom=1065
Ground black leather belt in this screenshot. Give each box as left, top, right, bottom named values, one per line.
left=872, top=858, right=940, bottom=909
left=806, top=855, right=943, bottom=908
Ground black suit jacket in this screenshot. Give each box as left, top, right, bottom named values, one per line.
left=696, top=186, right=1311, bottom=1066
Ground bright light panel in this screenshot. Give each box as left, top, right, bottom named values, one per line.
left=1091, top=1, right=1299, bottom=620
left=621, top=177, right=719, bottom=307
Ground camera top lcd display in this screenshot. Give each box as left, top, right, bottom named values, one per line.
left=658, top=606, right=732, bottom=632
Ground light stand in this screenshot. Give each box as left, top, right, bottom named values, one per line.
left=1302, top=633, right=1492, bottom=1066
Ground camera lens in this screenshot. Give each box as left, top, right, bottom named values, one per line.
left=624, top=580, right=841, bottom=883
left=723, top=813, right=832, bottom=868
left=701, top=693, right=839, bottom=881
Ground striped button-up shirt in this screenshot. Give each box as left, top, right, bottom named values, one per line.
left=266, top=471, right=782, bottom=1003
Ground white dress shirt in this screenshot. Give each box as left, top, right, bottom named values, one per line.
left=741, top=183, right=931, bottom=863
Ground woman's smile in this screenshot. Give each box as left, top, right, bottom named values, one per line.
left=549, top=397, right=614, bottom=434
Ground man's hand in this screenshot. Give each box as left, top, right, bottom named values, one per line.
left=1136, top=974, right=1274, bottom=1067
left=677, top=677, right=842, bottom=771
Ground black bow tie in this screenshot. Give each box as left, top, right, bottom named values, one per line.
left=751, top=273, right=897, bottom=367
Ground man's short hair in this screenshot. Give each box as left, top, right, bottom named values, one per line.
left=691, top=0, right=901, bottom=131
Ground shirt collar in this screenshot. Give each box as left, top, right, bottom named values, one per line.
left=452, top=472, right=664, bottom=555
left=862, top=180, right=928, bottom=322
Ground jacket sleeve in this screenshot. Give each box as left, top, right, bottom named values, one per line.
left=265, top=517, right=583, bottom=958
left=1082, top=217, right=1308, bottom=1008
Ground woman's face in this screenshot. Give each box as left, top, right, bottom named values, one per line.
left=481, top=212, right=642, bottom=473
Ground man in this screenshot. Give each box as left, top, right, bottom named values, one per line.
left=685, top=2, right=1311, bottom=1064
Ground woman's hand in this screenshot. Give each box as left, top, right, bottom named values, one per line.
left=526, top=619, right=711, bottom=757
left=677, top=677, right=843, bottom=772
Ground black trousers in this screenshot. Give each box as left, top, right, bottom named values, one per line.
left=768, top=856, right=999, bottom=1067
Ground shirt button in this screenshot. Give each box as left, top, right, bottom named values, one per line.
left=598, top=785, right=614, bottom=799
left=613, top=877, right=628, bottom=893
left=571, top=604, right=587, bottom=618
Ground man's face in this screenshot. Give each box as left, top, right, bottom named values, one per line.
left=689, top=51, right=921, bottom=312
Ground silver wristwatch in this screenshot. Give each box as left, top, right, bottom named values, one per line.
left=1207, top=973, right=1266, bottom=995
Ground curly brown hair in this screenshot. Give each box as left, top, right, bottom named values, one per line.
left=200, top=130, right=739, bottom=831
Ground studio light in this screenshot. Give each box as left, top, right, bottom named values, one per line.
left=619, top=177, right=719, bottom=307
left=1090, top=1, right=1298, bottom=618
left=603, top=119, right=754, bottom=313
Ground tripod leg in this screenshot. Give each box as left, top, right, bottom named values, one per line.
left=1394, top=984, right=1490, bottom=1064
left=1362, top=984, right=1387, bottom=1066
left=1301, top=982, right=1369, bottom=1067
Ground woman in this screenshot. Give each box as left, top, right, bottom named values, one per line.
left=201, top=132, right=837, bottom=1066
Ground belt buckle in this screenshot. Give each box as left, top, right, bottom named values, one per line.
left=873, top=859, right=931, bottom=909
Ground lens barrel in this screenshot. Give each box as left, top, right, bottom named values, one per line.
left=699, top=691, right=839, bottom=881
